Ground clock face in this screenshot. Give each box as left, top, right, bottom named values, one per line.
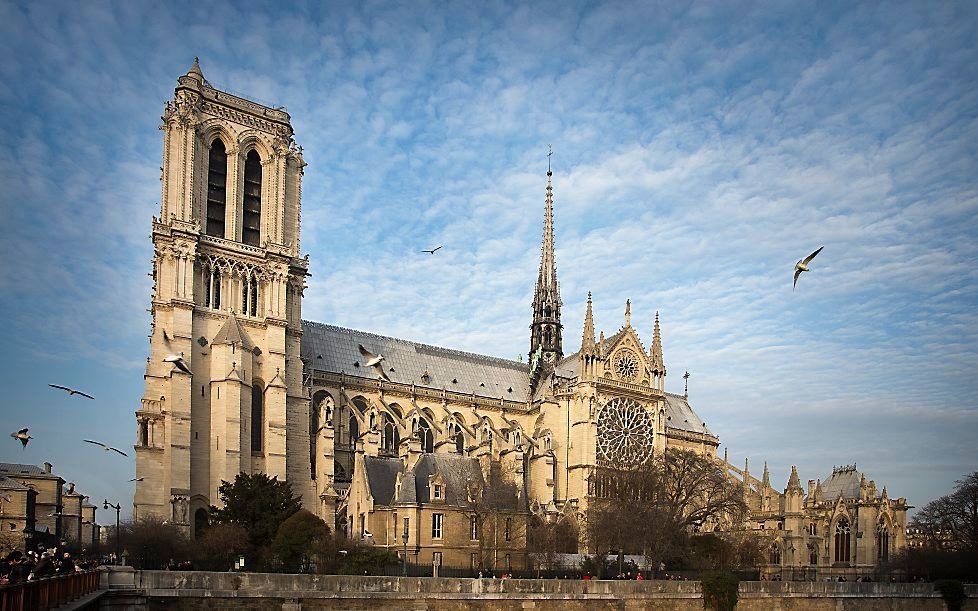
left=596, top=397, right=654, bottom=467
left=614, top=348, right=640, bottom=381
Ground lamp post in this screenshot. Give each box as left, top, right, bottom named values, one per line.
left=402, top=518, right=409, bottom=577
left=104, top=500, right=121, bottom=564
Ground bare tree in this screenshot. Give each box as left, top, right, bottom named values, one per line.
left=585, top=448, right=747, bottom=570
left=913, top=471, right=978, bottom=555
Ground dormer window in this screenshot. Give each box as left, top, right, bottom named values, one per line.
left=433, top=484, right=443, bottom=500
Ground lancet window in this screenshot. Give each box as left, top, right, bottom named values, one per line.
left=877, top=520, right=890, bottom=561
left=251, top=381, right=264, bottom=455
left=834, top=518, right=851, bottom=563
left=206, top=139, right=228, bottom=238
left=203, top=265, right=222, bottom=309
left=381, top=414, right=399, bottom=456
left=242, top=150, right=262, bottom=246
left=241, top=272, right=260, bottom=317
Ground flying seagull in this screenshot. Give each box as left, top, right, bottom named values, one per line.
left=421, top=245, right=443, bottom=255
left=162, top=330, right=192, bottom=375
left=129, top=477, right=145, bottom=482
left=358, top=344, right=390, bottom=381
left=83, top=439, right=129, bottom=457
left=10, top=428, right=31, bottom=449
left=793, top=246, right=824, bottom=290
left=48, top=384, right=95, bottom=400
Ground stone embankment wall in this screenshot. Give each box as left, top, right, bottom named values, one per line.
left=99, top=568, right=978, bottom=610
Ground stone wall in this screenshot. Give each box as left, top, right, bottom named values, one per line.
left=99, top=568, right=978, bottom=610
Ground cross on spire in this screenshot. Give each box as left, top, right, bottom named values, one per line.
left=547, top=144, right=553, bottom=174
left=683, top=370, right=690, bottom=398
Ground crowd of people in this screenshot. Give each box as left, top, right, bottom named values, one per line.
left=0, top=549, right=98, bottom=585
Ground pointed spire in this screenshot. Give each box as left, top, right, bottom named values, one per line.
left=762, top=461, right=770, bottom=487
left=625, top=299, right=631, bottom=326
left=815, top=479, right=823, bottom=502
left=788, top=466, right=802, bottom=491
left=651, top=311, right=664, bottom=370
left=581, top=291, right=595, bottom=349
left=598, top=331, right=605, bottom=357
left=724, top=447, right=729, bottom=465
left=530, top=161, right=562, bottom=365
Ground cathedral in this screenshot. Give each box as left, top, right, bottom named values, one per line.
left=134, top=61, right=907, bottom=576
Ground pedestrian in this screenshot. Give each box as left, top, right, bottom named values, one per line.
left=636, top=572, right=644, bottom=581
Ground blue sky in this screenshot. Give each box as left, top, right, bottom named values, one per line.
left=0, top=1, right=976, bottom=524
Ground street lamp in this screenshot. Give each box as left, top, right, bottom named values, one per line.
left=402, top=517, right=409, bottom=577
left=104, top=500, right=121, bottom=564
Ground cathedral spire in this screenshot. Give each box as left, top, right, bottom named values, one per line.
left=530, top=161, right=562, bottom=366
left=762, top=461, right=770, bottom=488
left=581, top=292, right=595, bottom=349
left=651, top=311, right=665, bottom=391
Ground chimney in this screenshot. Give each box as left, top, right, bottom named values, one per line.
left=44, top=462, right=52, bottom=474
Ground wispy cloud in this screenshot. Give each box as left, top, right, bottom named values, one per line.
left=0, top=0, right=975, bottom=518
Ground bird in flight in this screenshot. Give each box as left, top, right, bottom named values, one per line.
left=420, top=246, right=443, bottom=254
left=84, top=439, right=129, bottom=457
left=358, top=344, right=391, bottom=381
left=162, top=330, right=192, bottom=375
left=10, top=428, right=31, bottom=449
left=793, top=246, right=824, bottom=290
left=129, top=477, right=145, bottom=482
left=48, top=384, right=95, bottom=400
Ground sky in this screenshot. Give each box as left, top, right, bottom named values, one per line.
left=0, top=0, right=976, bottom=525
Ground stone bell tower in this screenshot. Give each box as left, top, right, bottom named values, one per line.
left=134, top=59, right=311, bottom=536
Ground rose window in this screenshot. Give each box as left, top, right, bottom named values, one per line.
left=596, top=398, right=654, bottom=467
left=614, top=349, right=640, bottom=382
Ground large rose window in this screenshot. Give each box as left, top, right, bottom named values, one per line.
left=596, top=397, right=654, bottom=467
left=613, top=349, right=640, bottom=382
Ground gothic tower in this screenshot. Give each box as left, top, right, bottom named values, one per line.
left=134, top=59, right=311, bottom=536
left=529, top=169, right=563, bottom=368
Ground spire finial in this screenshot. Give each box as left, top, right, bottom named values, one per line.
left=530, top=159, right=562, bottom=365
left=683, top=370, right=690, bottom=398
left=582, top=291, right=596, bottom=349
left=547, top=144, right=553, bottom=175
left=625, top=299, right=631, bottom=326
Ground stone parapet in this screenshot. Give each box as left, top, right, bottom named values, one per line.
left=97, top=569, right=978, bottom=610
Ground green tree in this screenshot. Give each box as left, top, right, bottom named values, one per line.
left=271, top=509, right=332, bottom=573
left=117, top=515, right=191, bottom=569
left=209, top=472, right=301, bottom=549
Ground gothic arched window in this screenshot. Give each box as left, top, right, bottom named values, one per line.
left=417, top=418, right=433, bottom=453
left=452, top=424, right=465, bottom=454
left=251, top=381, right=264, bottom=455
left=877, top=521, right=890, bottom=561
left=382, top=414, right=399, bottom=456
left=206, top=139, right=228, bottom=238
left=809, top=545, right=818, bottom=566
left=204, top=264, right=222, bottom=309
left=242, top=150, right=262, bottom=246
left=349, top=413, right=360, bottom=446
left=194, top=508, right=208, bottom=539
left=241, top=272, right=259, bottom=316
left=834, top=518, right=851, bottom=563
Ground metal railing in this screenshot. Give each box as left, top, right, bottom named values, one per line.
left=0, top=570, right=100, bottom=611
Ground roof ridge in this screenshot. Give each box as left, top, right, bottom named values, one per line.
left=302, top=320, right=528, bottom=370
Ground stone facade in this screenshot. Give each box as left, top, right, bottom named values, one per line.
left=133, top=59, right=309, bottom=537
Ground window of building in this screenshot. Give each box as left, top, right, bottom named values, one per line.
left=877, top=522, right=890, bottom=562
left=242, top=150, right=262, bottom=246
left=241, top=273, right=259, bottom=317
left=417, top=418, right=434, bottom=453
left=206, top=139, right=227, bottom=238
left=769, top=543, right=781, bottom=565
left=505, top=554, right=511, bottom=570
left=470, top=515, right=479, bottom=540
left=382, top=414, right=399, bottom=456
left=809, top=522, right=817, bottom=536
left=433, top=484, right=443, bottom=500
left=402, top=517, right=410, bottom=541
left=505, top=517, right=512, bottom=541
left=251, top=381, right=264, bottom=454
left=470, top=553, right=478, bottom=569
left=433, top=551, right=443, bottom=567
left=204, top=265, right=222, bottom=309
left=835, top=518, right=851, bottom=563
left=809, top=545, right=818, bottom=566
left=432, top=513, right=443, bottom=539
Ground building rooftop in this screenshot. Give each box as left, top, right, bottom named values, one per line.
left=302, top=321, right=531, bottom=399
